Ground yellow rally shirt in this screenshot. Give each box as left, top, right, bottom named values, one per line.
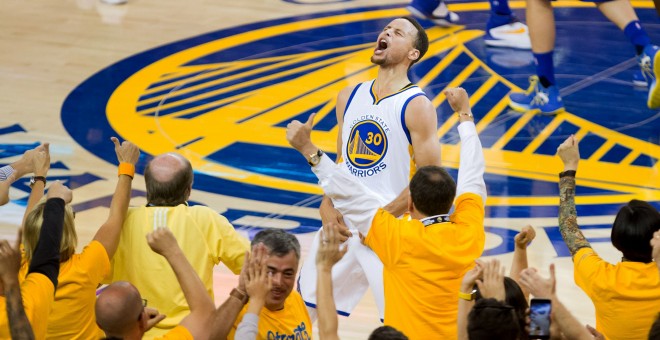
left=228, top=291, right=312, bottom=340
left=0, top=273, right=54, bottom=340
left=574, top=247, right=660, bottom=340
left=108, top=204, right=249, bottom=339
left=365, top=193, right=485, bottom=340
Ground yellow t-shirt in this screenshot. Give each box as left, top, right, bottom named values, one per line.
left=574, top=247, right=660, bottom=340
left=25, top=240, right=109, bottom=340
left=0, top=273, right=54, bottom=340
left=228, top=291, right=312, bottom=340
left=108, top=205, right=249, bottom=338
left=365, top=193, right=485, bottom=340
left=154, top=325, right=193, bottom=340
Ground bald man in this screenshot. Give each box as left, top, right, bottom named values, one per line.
left=97, top=228, right=215, bottom=340
left=106, top=153, right=249, bottom=338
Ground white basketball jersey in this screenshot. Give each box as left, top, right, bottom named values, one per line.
left=340, top=79, right=426, bottom=203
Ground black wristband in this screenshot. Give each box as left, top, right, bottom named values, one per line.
left=559, top=170, right=576, bottom=178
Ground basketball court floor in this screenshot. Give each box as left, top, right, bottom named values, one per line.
left=1, top=0, right=659, bottom=338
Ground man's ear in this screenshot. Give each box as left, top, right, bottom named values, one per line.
left=408, top=49, right=420, bottom=62
left=408, top=195, right=414, bottom=214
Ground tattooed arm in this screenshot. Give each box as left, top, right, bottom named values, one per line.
left=0, top=231, right=35, bottom=340
left=5, top=282, right=35, bottom=340
left=556, top=136, right=591, bottom=257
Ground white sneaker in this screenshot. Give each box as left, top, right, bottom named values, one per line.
left=406, top=1, right=460, bottom=27
left=484, top=21, right=531, bottom=49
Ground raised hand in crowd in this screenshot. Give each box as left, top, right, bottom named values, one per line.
left=557, top=134, right=579, bottom=171
left=244, top=243, right=272, bottom=314
left=317, top=223, right=349, bottom=340
left=0, top=143, right=50, bottom=207
left=511, top=225, right=536, bottom=298
left=476, top=259, right=506, bottom=302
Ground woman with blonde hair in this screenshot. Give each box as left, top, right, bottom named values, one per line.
left=21, top=137, right=148, bottom=339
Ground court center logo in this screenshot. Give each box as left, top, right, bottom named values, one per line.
left=61, top=3, right=660, bottom=219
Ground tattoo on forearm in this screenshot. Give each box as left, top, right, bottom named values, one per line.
left=6, top=284, right=35, bottom=340
left=558, top=176, right=591, bottom=256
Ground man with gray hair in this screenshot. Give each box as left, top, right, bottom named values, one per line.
left=209, top=229, right=312, bottom=340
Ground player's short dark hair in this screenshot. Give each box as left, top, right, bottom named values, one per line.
left=409, top=166, right=456, bottom=216
left=468, top=298, right=521, bottom=340
left=368, top=326, right=408, bottom=340
left=252, top=229, right=301, bottom=260
left=399, top=16, right=429, bottom=67
left=611, top=199, right=660, bottom=263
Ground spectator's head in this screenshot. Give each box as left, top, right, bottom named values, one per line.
left=144, top=153, right=193, bottom=206
left=611, top=199, right=660, bottom=263
left=409, top=166, right=456, bottom=216
left=24, top=196, right=77, bottom=263
left=368, top=325, right=409, bottom=340
left=649, top=313, right=660, bottom=340
left=467, top=298, right=521, bottom=340
left=251, top=229, right=301, bottom=311
left=475, top=277, right=528, bottom=339
left=95, top=281, right=147, bottom=339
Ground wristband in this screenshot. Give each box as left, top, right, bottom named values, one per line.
left=559, top=170, right=576, bottom=178
left=459, top=289, right=477, bottom=301
left=230, top=288, right=249, bottom=304
left=118, top=163, right=135, bottom=179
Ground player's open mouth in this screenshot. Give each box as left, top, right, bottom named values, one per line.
left=374, top=39, right=388, bottom=54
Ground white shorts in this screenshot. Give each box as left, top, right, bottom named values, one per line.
left=297, top=227, right=385, bottom=320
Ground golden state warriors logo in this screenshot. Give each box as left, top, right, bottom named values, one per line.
left=61, top=1, right=660, bottom=229
left=346, top=120, right=388, bottom=172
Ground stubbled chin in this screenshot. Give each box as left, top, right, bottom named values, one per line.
left=370, top=55, right=385, bottom=65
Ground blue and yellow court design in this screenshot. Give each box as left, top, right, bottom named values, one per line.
left=61, top=1, right=659, bottom=256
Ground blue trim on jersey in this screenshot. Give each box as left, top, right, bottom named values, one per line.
left=400, top=92, right=425, bottom=145
left=344, top=83, right=362, bottom=119
left=302, top=300, right=351, bottom=317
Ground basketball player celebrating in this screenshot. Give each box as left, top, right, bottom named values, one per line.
left=297, top=16, right=442, bottom=322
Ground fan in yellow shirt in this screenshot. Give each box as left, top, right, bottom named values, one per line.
left=556, top=135, right=660, bottom=340
left=96, top=228, right=216, bottom=340
left=17, top=137, right=140, bottom=340
left=108, top=151, right=249, bottom=338
left=224, top=230, right=312, bottom=340
left=286, top=87, right=487, bottom=339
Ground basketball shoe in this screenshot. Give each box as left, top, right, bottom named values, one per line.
left=639, top=45, right=660, bottom=108
left=407, top=0, right=459, bottom=27
left=509, top=76, right=565, bottom=115
left=484, top=15, right=531, bottom=49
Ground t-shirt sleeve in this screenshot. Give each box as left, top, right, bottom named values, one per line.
left=450, top=193, right=485, bottom=229
left=365, top=208, right=405, bottom=267
left=21, top=273, right=55, bottom=339
left=79, top=240, right=111, bottom=284
left=208, top=212, right=250, bottom=274
left=573, top=247, right=602, bottom=297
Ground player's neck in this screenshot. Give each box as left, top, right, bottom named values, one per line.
left=375, top=67, right=411, bottom=98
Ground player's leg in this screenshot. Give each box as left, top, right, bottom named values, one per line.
left=508, top=0, right=565, bottom=114
left=298, top=230, right=370, bottom=321
left=484, top=0, right=532, bottom=49
left=407, top=0, right=460, bottom=27
left=355, top=242, right=385, bottom=321
left=596, top=0, right=659, bottom=108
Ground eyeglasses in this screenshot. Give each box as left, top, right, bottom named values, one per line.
left=137, top=299, right=148, bottom=321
